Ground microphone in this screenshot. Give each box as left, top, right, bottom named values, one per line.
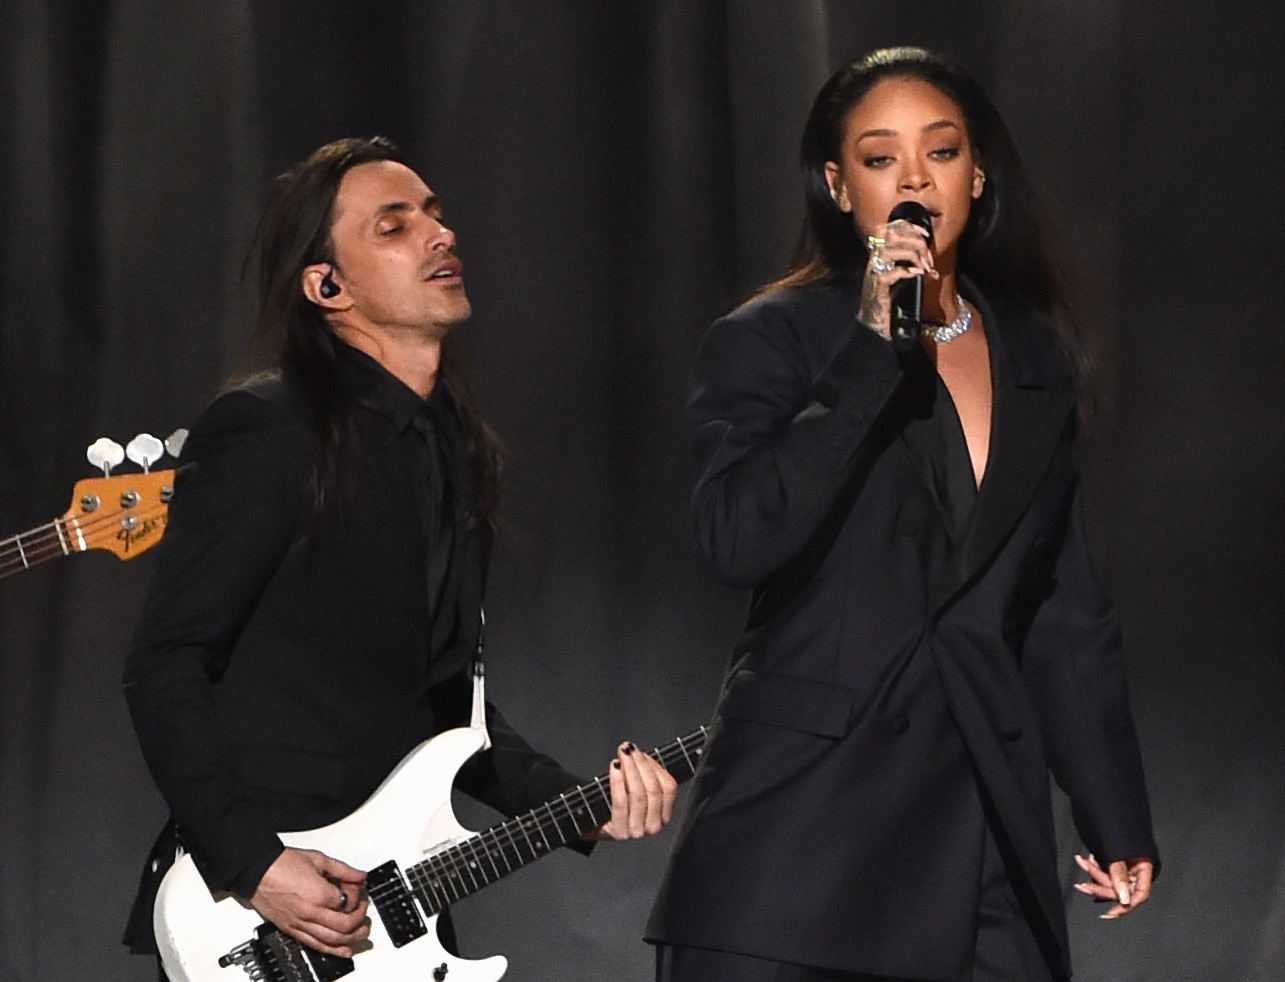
left=886, top=201, right=934, bottom=353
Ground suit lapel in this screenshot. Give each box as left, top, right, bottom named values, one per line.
left=931, top=293, right=1074, bottom=607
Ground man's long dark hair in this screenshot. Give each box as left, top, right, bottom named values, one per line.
left=244, top=136, right=502, bottom=525
left=779, top=47, right=1089, bottom=390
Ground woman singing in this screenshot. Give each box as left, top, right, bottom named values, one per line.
left=647, top=47, right=1158, bottom=982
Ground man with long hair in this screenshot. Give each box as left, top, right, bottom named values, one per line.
left=122, top=137, right=676, bottom=971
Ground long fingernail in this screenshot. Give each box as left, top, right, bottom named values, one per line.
left=1117, top=884, right=1130, bottom=905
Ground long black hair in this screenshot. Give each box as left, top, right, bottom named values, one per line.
left=243, top=136, right=503, bottom=524
left=780, top=47, right=1089, bottom=388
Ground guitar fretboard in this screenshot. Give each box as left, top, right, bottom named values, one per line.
left=0, top=519, right=77, bottom=579
left=400, top=726, right=707, bottom=914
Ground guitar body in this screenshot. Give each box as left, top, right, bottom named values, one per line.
left=155, top=727, right=508, bottom=982
left=151, top=723, right=706, bottom=982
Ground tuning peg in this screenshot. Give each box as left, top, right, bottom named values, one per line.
left=126, top=433, right=166, bottom=472
left=165, top=428, right=189, bottom=458
left=87, top=437, right=125, bottom=477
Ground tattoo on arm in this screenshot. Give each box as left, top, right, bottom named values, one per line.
left=859, top=292, right=889, bottom=339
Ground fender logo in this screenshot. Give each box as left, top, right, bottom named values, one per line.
left=117, top=513, right=168, bottom=553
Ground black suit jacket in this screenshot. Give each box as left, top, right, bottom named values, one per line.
left=646, top=278, right=1157, bottom=980
left=122, top=350, right=582, bottom=946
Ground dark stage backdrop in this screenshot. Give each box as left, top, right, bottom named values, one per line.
left=2, top=2, right=1282, bottom=980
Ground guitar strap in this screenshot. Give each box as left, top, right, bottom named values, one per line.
left=470, top=608, right=492, bottom=750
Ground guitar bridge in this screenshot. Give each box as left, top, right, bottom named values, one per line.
left=218, top=923, right=354, bottom=982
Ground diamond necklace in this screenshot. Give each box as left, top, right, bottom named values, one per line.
left=922, top=294, right=972, bottom=343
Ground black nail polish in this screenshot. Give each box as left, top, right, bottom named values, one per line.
left=612, top=760, right=621, bottom=769
left=624, top=743, right=635, bottom=754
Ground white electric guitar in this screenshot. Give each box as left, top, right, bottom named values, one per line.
left=155, top=725, right=708, bottom=982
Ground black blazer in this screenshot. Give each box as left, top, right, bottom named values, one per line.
left=123, top=357, right=581, bottom=924
left=647, top=278, right=1157, bottom=981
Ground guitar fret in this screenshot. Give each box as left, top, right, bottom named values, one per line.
left=543, top=800, right=570, bottom=845
left=409, top=863, right=447, bottom=914
left=422, top=851, right=463, bottom=903
left=436, top=853, right=472, bottom=899
left=478, top=827, right=510, bottom=875
left=556, top=794, right=589, bottom=842
left=456, top=839, right=488, bottom=891
left=515, top=814, right=540, bottom=859
left=1, top=527, right=61, bottom=578
left=676, top=736, right=695, bottom=773
left=477, top=832, right=504, bottom=880
left=52, top=518, right=70, bottom=556
left=439, top=863, right=465, bottom=902
left=494, top=827, right=516, bottom=872
left=560, top=792, right=587, bottom=837
left=576, top=784, right=598, bottom=830
left=437, top=851, right=467, bottom=901
left=591, top=776, right=610, bottom=823
left=534, top=813, right=554, bottom=853
left=498, top=818, right=525, bottom=868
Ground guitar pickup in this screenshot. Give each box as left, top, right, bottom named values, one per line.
left=367, top=860, right=428, bottom=948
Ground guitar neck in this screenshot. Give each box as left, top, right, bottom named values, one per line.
left=404, top=726, right=707, bottom=914
left=0, top=519, right=75, bottom=580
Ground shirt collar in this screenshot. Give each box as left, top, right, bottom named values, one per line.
left=333, top=339, right=447, bottom=433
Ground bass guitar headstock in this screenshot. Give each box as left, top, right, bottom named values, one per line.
left=65, top=430, right=189, bottom=560
left=1, top=430, right=188, bottom=580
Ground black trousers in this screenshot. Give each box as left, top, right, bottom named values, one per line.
left=655, top=826, right=1058, bottom=982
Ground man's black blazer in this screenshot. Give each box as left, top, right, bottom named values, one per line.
left=123, top=357, right=581, bottom=922
left=647, top=278, right=1158, bottom=981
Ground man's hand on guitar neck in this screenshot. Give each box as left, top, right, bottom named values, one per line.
left=249, top=847, right=370, bottom=958
left=587, top=741, right=679, bottom=840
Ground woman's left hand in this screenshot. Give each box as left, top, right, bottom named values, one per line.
left=1073, top=853, right=1155, bottom=918
left=584, top=741, right=679, bottom=840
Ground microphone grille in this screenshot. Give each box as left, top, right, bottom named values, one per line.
left=887, top=201, right=933, bottom=243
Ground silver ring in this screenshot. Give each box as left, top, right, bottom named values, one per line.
left=868, top=255, right=895, bottom=275
left=337, top=890, right=349, bottom=911
left=866, top=234, right=886, bottom=250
